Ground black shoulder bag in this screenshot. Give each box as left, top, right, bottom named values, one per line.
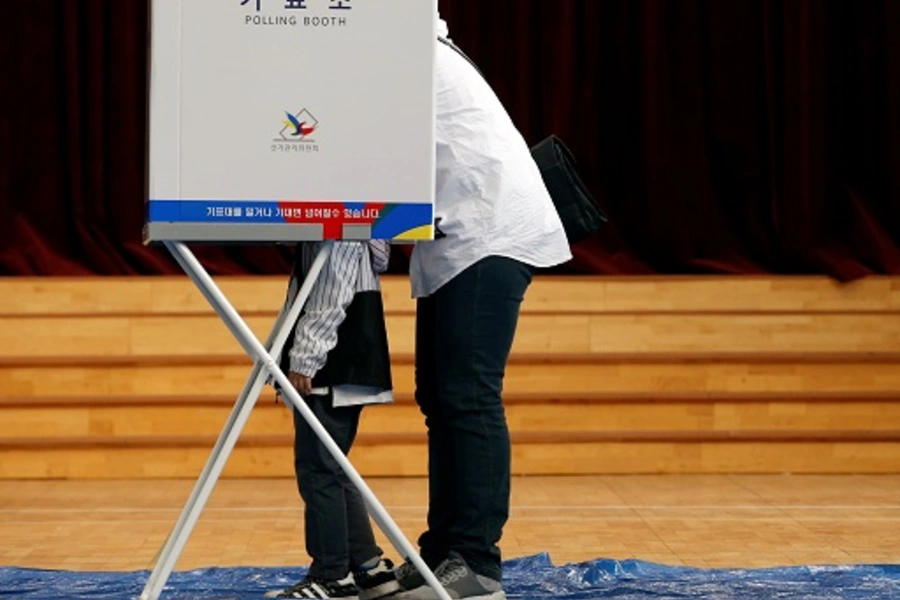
left=438, top=37, right=607, bottom=244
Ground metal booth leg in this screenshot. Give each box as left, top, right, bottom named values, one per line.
left=141, top=241, right=449, bottom=600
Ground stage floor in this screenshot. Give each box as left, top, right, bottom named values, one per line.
left=2, top=475, right=899, bottom=572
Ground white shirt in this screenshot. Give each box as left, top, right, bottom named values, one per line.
left=408, top=36, right=572, bottom=298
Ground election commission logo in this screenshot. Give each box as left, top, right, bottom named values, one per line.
left=273, top=108, right=320, bottom=154
left=278, top=109, right=318, bottom=141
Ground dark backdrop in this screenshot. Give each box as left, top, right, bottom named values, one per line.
left=2, top=0, right=898, bottom=279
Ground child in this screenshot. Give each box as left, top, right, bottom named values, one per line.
left=270, top=240, right=399, bottom=600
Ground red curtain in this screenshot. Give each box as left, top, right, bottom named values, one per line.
left=3, top=0, right=899, bottom=278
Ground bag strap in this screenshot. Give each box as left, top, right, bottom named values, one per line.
left=438, top=36, right=489, bottom=81
left=438, top=38, right=581, bottom=170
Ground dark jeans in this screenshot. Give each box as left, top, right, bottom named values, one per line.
left=293, top=393, right=382, bottom=580
left=415, top=256, right=534, bottom=581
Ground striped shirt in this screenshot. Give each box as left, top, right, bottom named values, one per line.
left=286, top=240, right=390, bottom=384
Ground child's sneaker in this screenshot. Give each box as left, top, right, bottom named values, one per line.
left=355, top=558, right=401, bottom=600
left=394, top=559, right=426, bottom=592
left=269, top=573, right=360, bottom=599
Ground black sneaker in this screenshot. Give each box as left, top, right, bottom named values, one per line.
left=270, top=574, right=360, bottom=599
left=355, top=558, right=401, bottom=600
left=394, top=552, right=504, bottom=600
left=394, top=559, right=426, bottom=592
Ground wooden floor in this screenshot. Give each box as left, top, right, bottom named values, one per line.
left=2, top=475, right=899, bottom=572
left=2, top=275, right=900, bottom=477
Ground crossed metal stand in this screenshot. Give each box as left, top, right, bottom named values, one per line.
left=139, top=241, right=450, bottom=600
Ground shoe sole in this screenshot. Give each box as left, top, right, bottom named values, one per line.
left=359, top=579, right=402, bottom=600
left=394, top=589, right=505, bottom=600
left=266, top=587, right=364, bottom=599
left=267, top=593, right=360, bottom=600
left=469, top=593, right=505, bottom=600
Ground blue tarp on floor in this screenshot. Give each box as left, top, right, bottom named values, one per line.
left=2, top=554, right=900, bottom=599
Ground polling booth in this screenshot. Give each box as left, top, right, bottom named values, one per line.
left=142, top=1, right=444, bottom=598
